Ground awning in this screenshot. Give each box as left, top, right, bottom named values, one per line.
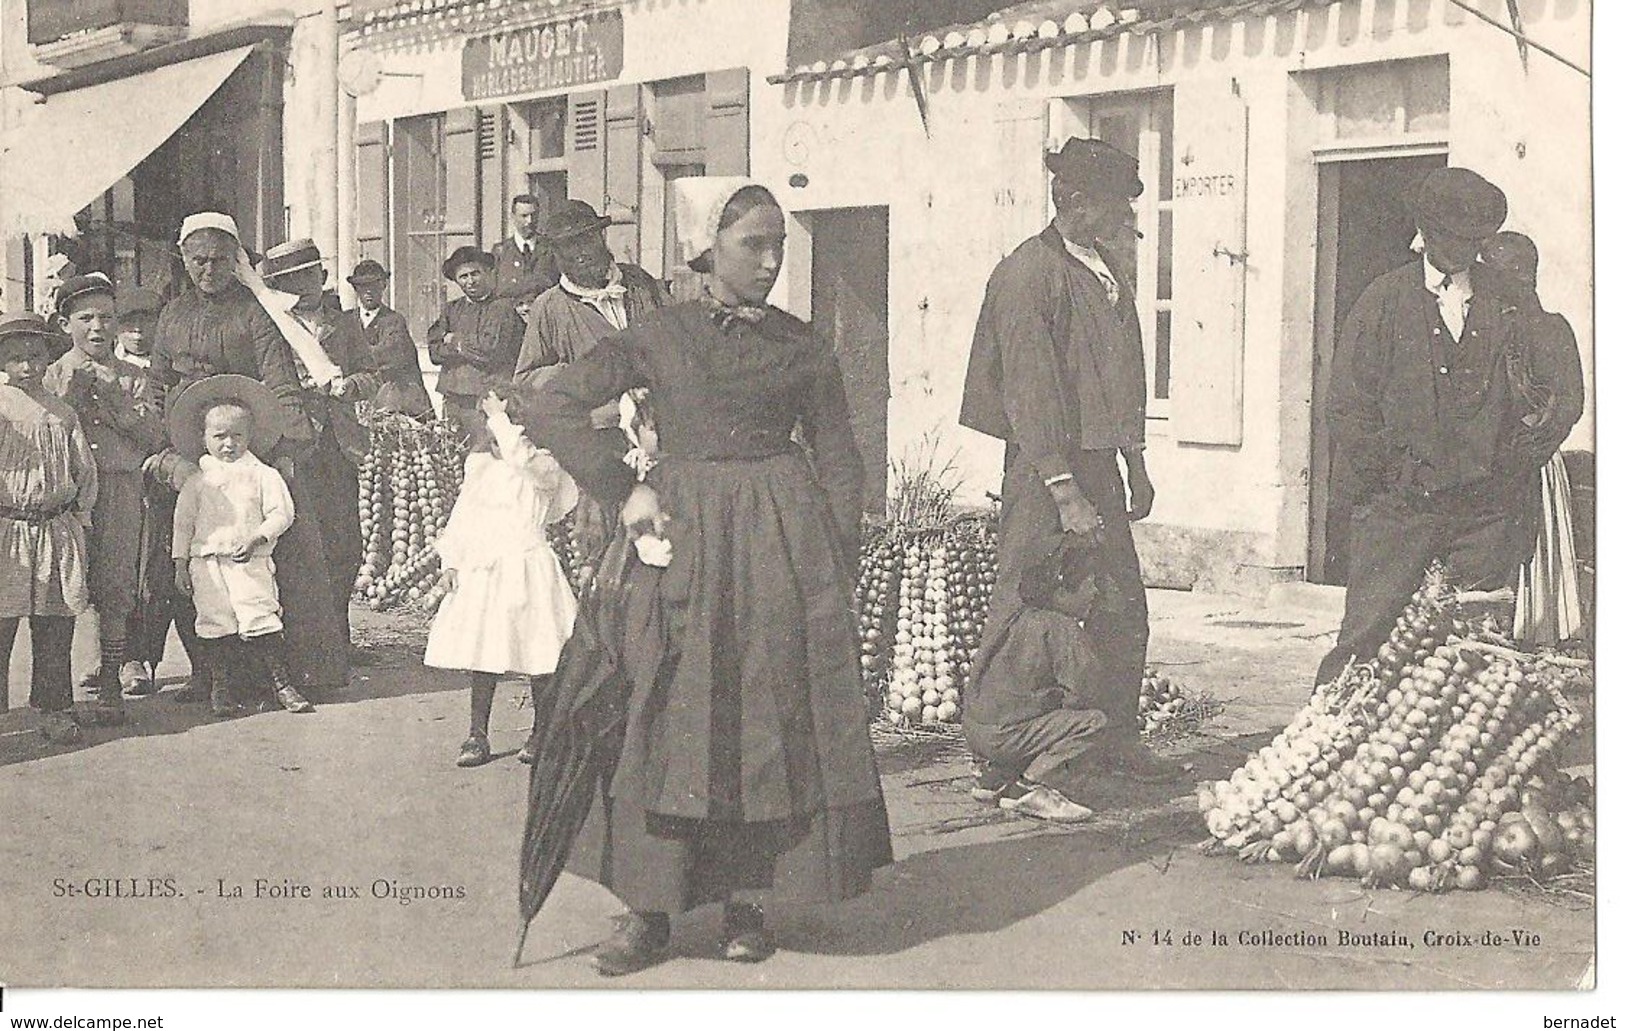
left=0, top=44, right=257, bottom=237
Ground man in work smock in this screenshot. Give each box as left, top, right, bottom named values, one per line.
left=1316, top=167, right=1529, bottom=685
left=960, top=137, right=1179, bottom=785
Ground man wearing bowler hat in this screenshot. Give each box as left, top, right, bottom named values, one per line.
left=427, top=246, right=526, bottom=440
left=960, top=137, right=1180, bottom=789
left=1316, top=166, right=1525, bottom=684
left=341, top=260, right=433, bottom=419
left=512, top=199, right=668, bottom=563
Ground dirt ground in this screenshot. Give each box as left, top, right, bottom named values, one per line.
left=0, top=589, right=1595, bottom=990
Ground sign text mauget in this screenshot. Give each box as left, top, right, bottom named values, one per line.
left=462, top=10, right=624, bottom=101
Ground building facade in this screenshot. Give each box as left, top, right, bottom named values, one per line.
left=0, top=0, right=363, bottom=308
left=342, top=0, right=800, bottom=343
left=759, top=0, right=1592, bottom=594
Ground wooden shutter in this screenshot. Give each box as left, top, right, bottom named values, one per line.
left=566, top=90, right=608, bottom=209
left=994, top=99, right=1049, bottom=257
left=604, top=84, right=642, bottom=261
left=356, top=120, right=390, bottom=265
left=704, top=67, right=750, bottom=176
left=1170, top=84, right=1248, bottom=446
left=442, top=106, right=480, bottom=259
left=477, top=105, right=506, bottom=247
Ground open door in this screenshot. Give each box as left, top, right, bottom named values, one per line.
left=805, top=207, right=890, bottom=516
left=1308, top=153, right=1446, bottom=584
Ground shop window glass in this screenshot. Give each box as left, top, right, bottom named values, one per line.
left=520, top=97, right=568, bottom=163
left=1088, top=90, right=1175, bottom=407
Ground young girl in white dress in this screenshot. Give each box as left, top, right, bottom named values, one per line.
left=425, top=387, right=579, bottom=768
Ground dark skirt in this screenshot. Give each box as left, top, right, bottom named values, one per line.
left=275, top=433, right=354, bottom=690
left=570, top=452, right=892, bottom=913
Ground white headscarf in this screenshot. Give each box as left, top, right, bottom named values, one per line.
left=177, top=214, right=343, bottom=388
left=671, top=177, right=775, bottom=268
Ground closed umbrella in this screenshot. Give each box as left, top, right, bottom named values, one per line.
left=514, top=534, right=636, bottom=967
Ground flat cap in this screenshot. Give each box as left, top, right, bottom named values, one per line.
left=1044, top=137, right=1144, bottom=199
left=1409, top=167, right=1508, bottom=241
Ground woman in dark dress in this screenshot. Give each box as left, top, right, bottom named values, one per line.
left=532, top=179, right=892, bottom=976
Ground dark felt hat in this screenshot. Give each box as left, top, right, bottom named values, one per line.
left=1044, top=137, right=1144, bottom=199
left=261, top=238, right=326, bottom=282
left=0, top=312, right=71, bottom=360
left=1409, top=167, right=1508, bottom=241
left=442, top=246, right=496, bottom=281
left=116, top=287, right=164, bottom=318
left=347, top=259, right=390, bottom=285
left=53, top=273, right=116, bottom=316
left=539, top=199, right=612, bottom=245
left=166, top=373, right=284, bottom=460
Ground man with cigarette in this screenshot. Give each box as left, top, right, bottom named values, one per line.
left=959, top=137, right=1182, bottom=788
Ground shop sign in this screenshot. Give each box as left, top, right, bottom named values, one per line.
left=462, top=10, right=623, bottom=101
left=1174, top=174, right=1238, bottom=199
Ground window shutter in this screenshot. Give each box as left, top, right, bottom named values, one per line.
left=604, top=84, right=642, bottom=261
left=356, top=120, right=390, bottom=265
left=704, top=67, right=750, bottom=176
left=1170, top=84, right=1248, bottom=447
left=477, top=105, right=506, bottom=247
left=566, top=90, right=608, bottom=209
left=442, top=106, right=480, bottom=256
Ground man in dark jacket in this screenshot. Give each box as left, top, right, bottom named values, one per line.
left=960, top=137, right=1177, bottom=784
left=491, top=194, right=559, bottom=302
left=1317, top=167, right=1530, bottom=684
left=341, top=259, right=433, bottom=418
left=427, top=247, right=527, bottom=441
left=513, top=200, right=669, bottom=565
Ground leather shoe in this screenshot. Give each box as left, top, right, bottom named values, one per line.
left=594, top=913, right=670, bottom=977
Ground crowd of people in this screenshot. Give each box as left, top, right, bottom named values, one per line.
left=0, top=143, right=1584, bottom=976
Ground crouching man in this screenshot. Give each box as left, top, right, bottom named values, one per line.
left=963, top=535, right=1143, bottom=822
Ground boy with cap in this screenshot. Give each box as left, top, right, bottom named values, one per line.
left=960, top=137, right=1178, bottom=784
left=45, top=274, right=169, bottom=723
left=169, top=374, right=314, bottom=716
left=340, top=260, right=433, bottom=419
left=962, top=535, right=1134, bottom=822
left=114, top=288, right=163, bottom=370
left=0, top=314, right=97, bottom=744
left=1319, top=167, right=1527, bottom=683
left=111, top=285, right=183, bottom=695
left=427, top=246, right=526, bottom=441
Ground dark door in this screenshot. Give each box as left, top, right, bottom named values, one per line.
left=1309, top=153, right=1447, bottom=585
left=807, top=207, right=890, bottom=517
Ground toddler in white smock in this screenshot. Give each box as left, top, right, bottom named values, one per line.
left=169, top=374, right=314, bottom=716
left=425, top=388, right=579, bottom=767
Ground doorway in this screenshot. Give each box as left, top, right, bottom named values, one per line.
left=805, top=207, right=890, bottom=517
left=1308, top=153, right=1447, bottom=585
